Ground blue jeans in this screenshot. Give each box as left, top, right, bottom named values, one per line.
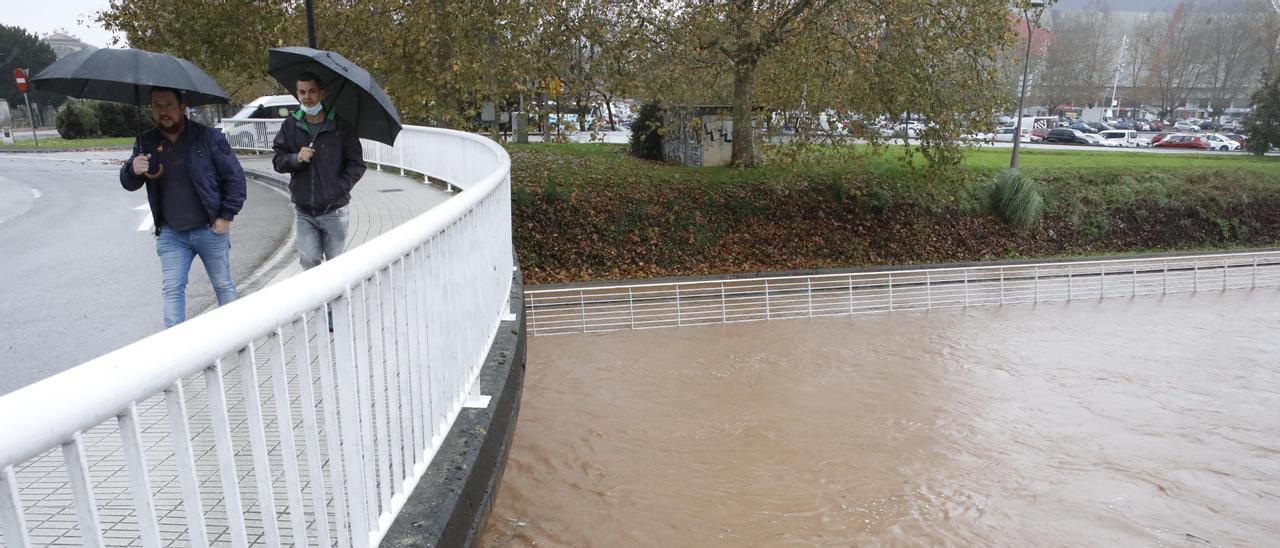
left=296, top=207, right=349, bottom=270
left=156, top=226, right=238, bottom=328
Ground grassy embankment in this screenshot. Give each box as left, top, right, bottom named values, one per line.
left=509, top=143, right=1280, bottom=285
left=1, top=137, right=134, bottom=150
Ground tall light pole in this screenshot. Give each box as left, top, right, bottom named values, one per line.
left=1011, top=0, right=1046, bottom=172
left=305, top=0, right=317, bottom=48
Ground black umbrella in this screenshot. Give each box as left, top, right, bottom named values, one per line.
left=267, top=46, right=402, bottom=146
left=32, top=48, right=229, bottom=179
left=31, top=47, right=229, bottom=106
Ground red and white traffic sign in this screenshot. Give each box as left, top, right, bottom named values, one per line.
left=13, top=68, right=29, bottom=93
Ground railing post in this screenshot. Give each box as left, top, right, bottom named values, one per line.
left=848, top=275, right=854, bottom=314
left=999, top=269, right=1005, bottom=304
left=0, top=465, right=31, bottom=548
left=579, top=289, right=587, bottom=332
left=765, top=280, right=771, bottom=320
left=1068, top=264, right=1073, bottom=300
left=1253, top=257, right=1258, bottom=288
left=963, top=269, right=969, bottom=307
left=1194, top=259, right=1199, bottom=292
left=1163, top=262, right=1168, bottom=294
left=1223, top=258, right=1228, bottom=290
left=629, top=287, right=637, bottom=329
left=1132, top=261, right=1137, bottom=296
left=926, top=271, right=932, bottom=308
left=720, top=282, right=727, bottom=322
left=676, top=286, right=683, bottom=326
left=1034, top=266, right=1039, bottom=302
left=889, top=273, right=894, bottom=311
left=807, top=278, right=814, bottom=317
left=1100, top=266, right=1106, bottom=299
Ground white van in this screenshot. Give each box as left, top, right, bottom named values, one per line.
left=217, top=95, right=301, bottom=149
left=1098, top=129, right=1149, bottom=148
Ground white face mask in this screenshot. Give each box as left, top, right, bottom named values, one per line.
left=301, top=102, right=324, bottom=116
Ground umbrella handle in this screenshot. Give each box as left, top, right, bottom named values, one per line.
left=143, top=164, right=166, bottom=180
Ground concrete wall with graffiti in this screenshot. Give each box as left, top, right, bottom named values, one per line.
left=663, top=107, right=734, bottom=167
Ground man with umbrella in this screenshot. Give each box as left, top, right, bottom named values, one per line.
left=33, top=48, right=247, bottom=328
left=267, top=46, right=401, bottom=272
left=271, top=71, right=366, bottom=270
left=121, top=86, right=247, bottom=327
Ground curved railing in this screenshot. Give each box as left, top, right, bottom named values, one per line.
left=0, top=124, right=513, bottom=547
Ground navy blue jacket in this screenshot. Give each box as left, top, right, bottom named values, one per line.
left=120, top=119, right=247, bottom=235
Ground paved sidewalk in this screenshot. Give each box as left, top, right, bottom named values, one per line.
left=236, top=154, right=454, bottom=290
left=2, top=157, right=455, bottom=547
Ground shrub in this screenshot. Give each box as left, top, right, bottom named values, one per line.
left=988, top=169, right=1044, bottom=227
left=629, top=100, right=663, bottom=161
left=93, top=102, right=148, bottom=137
left=55, top=100, right=99, bottom=139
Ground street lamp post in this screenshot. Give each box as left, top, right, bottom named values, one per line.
left=1010, top=0, right=1045, bottom=172
left=305, top=0, right=317, bottom=48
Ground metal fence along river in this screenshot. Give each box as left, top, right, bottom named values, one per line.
left=525, top=251, right=1280, bottom=335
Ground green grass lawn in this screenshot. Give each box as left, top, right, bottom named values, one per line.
left=1, top=136, right=134, bottom=150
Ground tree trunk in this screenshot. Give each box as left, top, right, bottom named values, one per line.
left=731, top=62, right=760, bottom=167
left=539, top=92, right=550, bottom=141
left=603, top=92, right=616, bottom=131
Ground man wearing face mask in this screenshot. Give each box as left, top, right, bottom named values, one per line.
left=271, top=71, right=366, bottom=271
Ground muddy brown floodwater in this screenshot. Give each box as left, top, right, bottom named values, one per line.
left=481, top=290, right=1280, bottom=547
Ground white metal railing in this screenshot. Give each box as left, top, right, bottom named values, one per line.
left=525, top=251, right=1280, bottom=335
left=0, top=123, right=513, bottom=547
left=220, top=118, right=472, bottom=192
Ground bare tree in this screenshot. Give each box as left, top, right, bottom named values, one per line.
left=1148, top=4, right=1212, bottom=119
left=1035, top=5, right=1120, bottom=110
left=1202, top=3, right=1271, bottom=120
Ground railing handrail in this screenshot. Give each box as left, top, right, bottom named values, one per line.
left=524, top=249, right=1278, bottom=294
left=0, top=125, right=511, bottom=467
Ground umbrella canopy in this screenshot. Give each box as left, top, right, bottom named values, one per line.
left=267, top=46, right=402, bottom=146
left=31, top=48, right=229, bottom=106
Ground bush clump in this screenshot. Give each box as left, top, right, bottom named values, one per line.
left=93, top=102, right=148, bottom=137
left=989, top=168, right=1044, bottom=227
left=55, top=100, right=100, bottom=139
left=629, top=100, right=663, bottom=161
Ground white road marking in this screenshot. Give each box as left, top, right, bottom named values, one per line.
left=135, top=203, right=153, bottom=232
left=30, top=188, right=41, bottom=199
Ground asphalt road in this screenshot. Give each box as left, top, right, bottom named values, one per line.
left=0, top=151, right=292, bottom=395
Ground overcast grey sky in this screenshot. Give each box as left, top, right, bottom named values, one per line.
left=4, top=0, right=120, bottom=49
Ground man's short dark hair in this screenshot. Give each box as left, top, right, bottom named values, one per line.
left=150, top=86, right=185, bottom=104
left=296, top=71, right=323, bottom=88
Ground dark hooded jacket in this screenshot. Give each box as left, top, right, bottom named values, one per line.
left=271, top=109, right=366, bottom=216
left=119, top=119, right=246, bottom=236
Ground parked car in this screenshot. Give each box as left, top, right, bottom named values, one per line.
left=1031, top=127, right=1050, bottom=141
left=1044, top=128, right=1091, bottom=144
left=1153, top=134, right=1210, bottom=150
left=1200, top=133, right=1241, bottom=151
left=1223, top=133, right=1249, bottom=149
left=1113, top=120, right=1134, bottom=130
left=1082, top=133, right=1120, bottom=147
left=994, top=126, right=1037, bottom=143
left=1174, top=121, right=1201, bottom=132
left=1132, top=121, right=1150, bottom=132
left=1098, top=130, right=1149, bottom=148
left=1199, top=120, right=1221, bottom=131
left=1068, top=122, right=1097, bottom=133
left=217, top=94, right=300, bottom=149
left=1147, top=120, right=1165, bottom=131
left=1151, top=132, right=1174, bottom=145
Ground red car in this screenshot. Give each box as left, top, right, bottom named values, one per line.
left=1031, top=127, right=1049, bottom=141
left=1151, top=132, right=1173, bottom=144
left=1152, top=134, right=1210, bottom=150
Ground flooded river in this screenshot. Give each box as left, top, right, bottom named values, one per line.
left=482, top=290, right=1280, bottom=547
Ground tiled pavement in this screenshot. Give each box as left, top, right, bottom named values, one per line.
left=2, top=157, right=454, bottom=547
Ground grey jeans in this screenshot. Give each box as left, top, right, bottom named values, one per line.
left=296, top=206, right=349, bottom=269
